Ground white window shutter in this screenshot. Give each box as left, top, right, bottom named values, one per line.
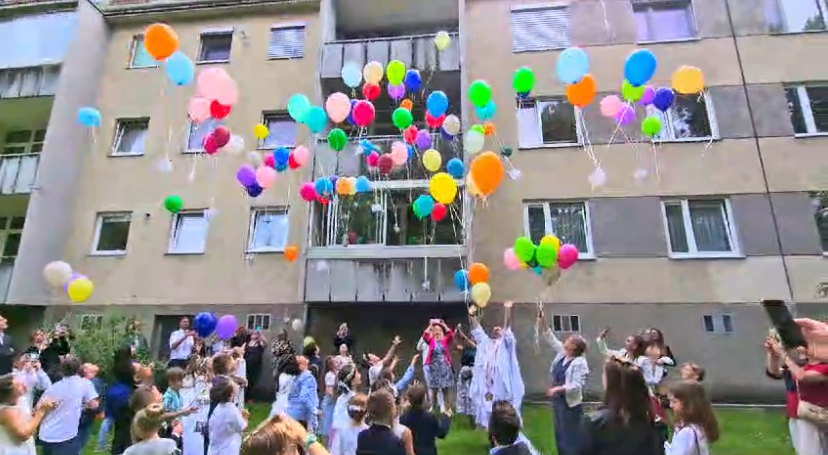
left=269, top=27, right=306, bottom=59
left=517, top=104, right=543, bottom=148
left=511, top=7, right=571, bottom=53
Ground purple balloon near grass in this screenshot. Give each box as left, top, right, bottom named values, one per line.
left=216, top=315, right=238, bottom=340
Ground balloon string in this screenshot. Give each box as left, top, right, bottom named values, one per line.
left=599, top=0, right=613, bottom=42
left=651, top=140, right=661, bottom=183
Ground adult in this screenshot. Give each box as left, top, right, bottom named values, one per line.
left=333, top=324, right=353, bottom=355
left=795, top=318, right=828, bottom=362
left=643, top=328, right=676, bottom=372
left=40, top=326, right=71, bottom=382
left=25, top=331, right=48, bottom=358
left=0, top=373, right=56, bottom=455
left=168, top=317, right=195, bottom=369
left=243, top=330, right=266, bottom=397
left=596, top=328, right=646, bottom=365
left=303, top=337, right=323, bottom=381
left=0, top=316, right=15, bottom=375
left=365, top=337, right=401, bottom=388
left=454, top=324, right=477, bottom=426
left=579, top=359, right=665, bottom=455
left=126, top=318, right=149, bottom=357
left=230, top=326, right=249, bottom=349
left=538, top=309, right=588, bottom=455
left=108, top=345, right=139, bottom=455
left=38, top=357, right=99, bottom=455
left=420, top=320, right=455, bottom=411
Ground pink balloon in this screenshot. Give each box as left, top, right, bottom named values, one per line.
left=599, top=95, right=622, bottom=118
left=292, top=145, right=310, bottom=166
left=557, top=243, right=579, bottom=269
left=352, top=100, right=375, bottom=126
left=615, top=103, right=635, bottom=126
left=390, top=141, right=408, bottom=166
left=255, top=166, right=277, bottom=189
left=213, top=77, right=239, bottom=106
left=366, top=151, right=379, bottom=167
left=503, top=248, right=522, bottom=270
left=203, top=134, right=219, bottom=155
left=325, top=92, right=351, bottom=123
left=197, top=67, right=232, bottom=100
left=188, top=97, right=211, bottom=122
left=299, top=182, right=317, bottom=202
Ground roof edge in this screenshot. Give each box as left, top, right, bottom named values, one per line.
left=0, top=0, right=78, bottom=17
left=101, top=0, right=319, bottom=19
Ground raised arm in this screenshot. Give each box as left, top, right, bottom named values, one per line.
left=538, top=309, right=563, bottom=354
left=468, top=307, right=489, bottom=344
left=503, top=301, right=513, bottom=329
left=455, top=324, right=476, bottom=348
left=380, top=336, right=402, bottom=367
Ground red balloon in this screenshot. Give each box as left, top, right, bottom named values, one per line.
left=212, top=125, right=230, bottom=147
left=209, top=100, right=231, bottom=119
left=288, top=153, right=300, bottom=169
left=264, top=154, right=275, bottom=168
left=432, top=203, right=447, bottom=221
left=362, top=83, right=381, bottom=101
left=404, top=125, right=418, bottom=145
left=352, top=100, right=375, bottom=127
left=202, top=134, right=219, bottom=155
left=366, top=151, right=379, bottom=167
left=318, top=196, right=330, bottom=205
left=425, top=112, right=446, bottom=129
left=377, top=154, right=394, bottom=175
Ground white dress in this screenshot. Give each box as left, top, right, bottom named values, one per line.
left=0, top=402, right=36, bottom=455
left=182, top=377, right=211, bottom=455
left=329, top=422, right=366, bottom=455
left=234, top=360, right=247, bottom=409
left=328, top=390, right=356, bottom=453
left=269, top=374, right=294, bottom=418
left=207, top=403, right=246, bottom=455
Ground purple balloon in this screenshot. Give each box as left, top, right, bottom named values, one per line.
left=652, top=88, right=675, bottom=112
left=216, top=315, right=238, bottom=340
left=387, top=83, right=405, bottom=101
left=415, top=130, right=432, bottom=149
left=638, top=86, right=656, bottom=105
left=236, top=165, right=257, bottom=187
left=63, top=273, right=83, bottom=292
left=615, top=103, right=636, bottom=126
left=329, top=175, right=339, bottom=187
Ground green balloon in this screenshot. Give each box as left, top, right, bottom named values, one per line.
left=469, top=80, right=492, bottom=108
left=535, top=243, right=558, bottom=268
left=513, top=67, right=535, bottom=93
left=163, top=195, right=183, bottom=214
left=392, top=107, right=413, bottom=129
left=641, top=116, right=663, bottom=137
left=387, top=60, right=406, bottom=85
left=328, top=128, right=348, bottom=151
left=470, top=124, right=485, bottom=135
left=513, top=236, right=536, bottom=263
left=622, top=80, right=645, bottom=102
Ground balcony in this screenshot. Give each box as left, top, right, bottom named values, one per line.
left=0, top=66, right=59, bottom=99
left=0, top=11, right=77, bottom=70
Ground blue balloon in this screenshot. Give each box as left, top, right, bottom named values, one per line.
left=247, top=183, right=263, bottom=197
left=304, top=106, right=328, bottom=134
left=347, top=100, right=357, bottom=125
left=413, top=194, right=435, bottom=219
left=516, top=91, right=530, bottom=100
left=77, top=107, right=101, bottom=127
left=273, top=147, right=290, bottom=166
left=164, top=51, right=195, bottom=86
left=652, top=87, right=675, bottom=112
left=453, top=269, right=469, bottom=291
left=407, top=144, right=415, bottom=159
left=360, top=139, right=378, bottom=156
left=355, top=176, right=371, bottom=193
left=446, top=158, right=465, bottom=179
left=426, top=91, right=449, bottom=117
left=556, top=47, right=590, bottom=84
left=532, top=265, right=542, bottom=276
left=275, top=163, right=288, bottom=172
left=404, top=69, right=422, bottom=92
left=624, top=49, right=657, bottom=87
left=440, top=128, right=454, bottom=140
left=315, top=177, right=333, bottom=196
left=287, top=94, right=311, bottom=123
left=193, top=312, right=217, bottom=338
left=475, top=100, right=497, bottom=121
left=341, top=62, right=362, bottom=89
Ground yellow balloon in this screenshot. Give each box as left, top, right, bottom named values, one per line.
left=346, top=177, right=358, bottom=196
left=422, top=149, right=442, bottom=173
left=67, top=277, right=94, bottom=303
left=466, top=174, right=482, bottom=198
left=540, top=235, right=560, bottom=250
left=434, top=31, right=451, bottom=52
left=253, top=124, right=269, bottom=140
left=471, top=282, right=491, bottom=307
left=672, top=65, right=705, bottom=95
left=429, top=172, right=458, bottom=204
left=363, top=61, right=384, bottom=85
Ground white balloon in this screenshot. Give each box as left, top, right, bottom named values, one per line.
left=443, top=114, right=461, bottom=136
left=291, top=318, right=304, bottom=332
left=464, top=130, right=485, bottom=155
left=43, top=261, right=72, bottom=288
left=221, top=134, right=245, bottom=155
left=247, top=151, right=264, bottom=167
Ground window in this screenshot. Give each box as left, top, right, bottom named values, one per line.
left=552, top=315, right=581, bottom=332
left=92, top=212, right=132, bottom=255
left=186, top=118, right=221, bottom=152
left=510, top=6, right=570, bottom=52
left=0, top=217, right=24, bottom=262
left=197, top=31, right=233, bottom=63
left=662, top=199, right=740, bottom=258
left=769, top=0, right=827, bottom=33
left=80, top=315, right=103, bottom=331
left=269, top=25, right=306, bottom=59
left=129, top=35, right=158, bottom=68
left=523, top=201, right=593, bottom=257
left=248, top=207, right=290, bottom=253
left=786, top=85, right=828, bottom=136
left=3, top=130, right=44, bottom=155
left=247, top=314, right=271, bottom=331
left=168, top=211, right=210, bottom=254
left=112, top=119, right=149, bottom=156
left=812, top=193, right=828, bottom=252
left=645, top=92, right=716, bottom=141
left=260, top=113, right=297, bottom=149
left=0, top=130, right=41, bottom=195
left=516, top=98, right=580, bottom=148
left=633, top=0, right=697, bottom=42
left=703, top=314, right=734, bottom=334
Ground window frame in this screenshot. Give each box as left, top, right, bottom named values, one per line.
left=631, top=0, right=699, bottom=44
left=510, top=4, right=572, bottom=53
left=111, top=118, right=149, bottom=157
left=645, top=91, right=718, bottom=142
left=259, top=112, right=297, bottom=150
left=91, top=211, right=132, bottom=256
left=702, top=313, right=734, bottom=334
left=811, top=192, right=828, bottom=254
left=788, top=85, right=828, bottom=137
left=516, top=97, right=583, bottom=149
left=197, top=29, right=234, bottom=64
left=167, top=210, right=210, bottom=255
left=3, top=129, right=45, bottom=155
left=247, top=206, right=290, bottom=253
left=521, top=200, right=595, bottom=259
left=771, top=0, right=828, bottom=34
left=80, top=314, right=103, bottom=331
left=268, top=23, right=307, bottom=60
left=246, top=313, right=272, bottom=331
left=128, top=35, right=159, bottom=69
left=551, top=314, right=581, bottom=333
left=660, top=198, right=742, bottom=259
left=184, top=118, right=221, bottom=154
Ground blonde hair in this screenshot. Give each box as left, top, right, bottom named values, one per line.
left=131, top=403, right=164, bottom=442
left=241, top=414, right=299, bottom=455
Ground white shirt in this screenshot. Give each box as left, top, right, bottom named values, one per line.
left=330, top=422, right=367, bottom=455
left=207, top=403, right=246, bottom=455
left=665, top=425, right=709, bottom=455
left=123, top=438, right=179, bottom=455
left=368, top=362, right=384, bottom=387
left=169, top=330, right=194, bottom=360
left=325, top=371, right=336, bottom=389
left=12, top=368, right=50, bottom=411
left=38, top=376, right=98, bottom=443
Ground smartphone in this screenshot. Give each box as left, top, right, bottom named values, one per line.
left=761, top=299, right=807, bottom=348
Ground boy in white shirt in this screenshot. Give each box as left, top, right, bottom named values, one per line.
left=37, top=357, right=99, bottom=455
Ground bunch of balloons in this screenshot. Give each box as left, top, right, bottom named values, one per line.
left=300, top=175, right=372, bottom=204
left=186, top=67, right=241, bottom=155
left=454, top=262, right=492, bottom=308
left=142, top=23, right=197, bottom=87
left=506, top=235, right=579, bottom=275
left=43, top=261, right=94, bottom=303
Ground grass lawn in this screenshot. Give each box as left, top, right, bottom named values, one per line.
left=81, top=403, right=796, bottom=455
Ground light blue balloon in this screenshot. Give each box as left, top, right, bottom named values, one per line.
left=341, top=62, right=362, bottom=89
left=475, top=100, right=497, bottom=121
left=426, top=91, right=449, bottom=117
left=355, top=176, right=371, bottom=193
left=556, top=47, right=590, bottom=85
left=624, top=49, right=657, bottom=87
left=77, top=107, right=101, bottom=127
left=314, top=177, right=333, bottom=196
left=413, top=194, right=435, bottom=220
left=453, top=269, right=469, bottom=291
left=164, top=51, right=194, bottom=86
left=287, top=94, right=311, bottom=123
left=446, top=158, right=465, bottom=179
left=304, top=106, right=328, bottom=134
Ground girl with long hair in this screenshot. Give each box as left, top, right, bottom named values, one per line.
left=665, top=380, right=719, bottom=455
left=0, top=373, right=56, bottom=455
left=596, top=328, right=647, bottom=365
left=123, top=404, right=179, bottom=455
left=329, top=363, right=361, bottom=452
left=329, top=393, right=368, bottom=455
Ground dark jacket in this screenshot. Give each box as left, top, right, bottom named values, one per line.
left=492, top=442, right=533, bottom=455
left=108, top=381, right=137, bottom=455
left=0, top=333, right=15, bottom=375
left=579, top=408, right=665, bottom=455
left=356, top=424, right=406, bottom=455
left=400, top=409, right=450, bottom=455
left=80, top=377, right=105, bottom=429
left=334, top=334, right=354, bottom=351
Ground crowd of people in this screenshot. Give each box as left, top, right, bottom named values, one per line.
left=0, top=309, right=823, bottom=455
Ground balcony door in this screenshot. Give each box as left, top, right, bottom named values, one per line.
left=0, top=129, right=43, bottom=194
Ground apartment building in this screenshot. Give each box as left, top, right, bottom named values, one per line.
left=0, top=0, right=825, bottom=401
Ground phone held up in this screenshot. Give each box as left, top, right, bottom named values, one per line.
left=761, top=299, right=807, bottom=349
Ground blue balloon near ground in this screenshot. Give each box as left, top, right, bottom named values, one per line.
left=315, top=177, right=333, bottom=195
left=304, top=106, right=328, bottom=134
left=454, top=269, right=469, bottom=291
left=287, top=94, right=311, bottom=123
left=426, top=91, right=449, bottom=117
left=413, top=194, right=435, bottom=219
left=652, top=87, right=675, bottom=112
left=446, top=158, right=465, bottom=178
left=247, top=183, right=263, bottom=197
left=476, top=100, right=497, bottom=121
left=556, top=47, right=590, bottom=84
left=164, top=51, right=195, bottom=86
left=355, top=176, right=371, bottom=193
left=624, top=49, right=657, bottom=87
left=77, top=107, right=101, bottom=127
left=404, top=69, right=422, bottom=92
left=274, top=147, right=290, bottom=166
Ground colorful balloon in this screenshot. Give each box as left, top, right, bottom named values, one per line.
left=513, top=236, right=535, bottom=263
left=363, top=61, right=384, bottom=85
left=624, top=49, right=657, bottom=87
left=253, top=124, right=269, bottom=140
left=163, top=195, right=184, bottom=214
left=615, top=103, right=635, bottom=126
left=412, top=195, right=435, bottom=219
left=672, top=65, right=704, bottom=94
left=622, top=80, right=645, bottom=102
left=387, top=83, right=405, bottom=101
left=392, top=108, right=413, bottom=129
left=638, top=86, right=656, bottom=105
left=503, top=248, right=522, bottom=270
left=209, top=100, right=231, bottom=119
left=454, top=269, right=469, bottom=291
left=390, top=141, right=408, bottom=165
left=434, top=31, right=451, bottom=51
left=425, top=112, right=445, bottom=129
left=641, top=115, right=663, bottom=137
left=236, top=165, right=257, bottom=187
left=351, top=100, right=375, bottom=126
left=471, top=282, right=491, bottom=308
left=556, top=47, right=589, bottom=84
left=404, top=69, right=422, bottom=92
left=386, top=60, right=406, bottom=85
left=377, top=154, right=394, bottom=175
left=188, top=98, right=210, bottom=122
left=446, top=158, right=464, bottom=179
left=304, top=106, right=328, bottom=134
left=256, top=166, right=276, bottom=188
left=328, top=128, right=348, bottom=152
left=299, top=182, right=317, bottom=202
left=565, top=74, right=597, bottom=107
left=469, top=80, right=492, bottom=107
left=429, top=172, right=457, bottom=204
left=652, top=88, right=675, bottom=112
left=355, top=176, right=371, bottom=193
left=431, top=203, right=447, bottom=222
left=292, top=145, right=310, bottom=166
left=442, top=115, right=461, bottom=136
left=287, top=94, right=311, bottom=122
left=475, top=100, right=497, bottom=121
left=341, top=61, right=362, bottom=88
left=422, top=149, right=442, bottom=173
left=43, top=261, right=72, bottom=288
left=464, top=130, right=485, bottom=155
left=77, top=107, right=101, bottom=127
left=469, top=151, right=503, bottom=197
left=513, top=66, right=535, bottom=94
left=426, top=91, right=449, bottom=117
left=558, top=244, right=580, bottom=269
left=325, top=92, right=351, bottom=123
left=416, top=130, right=432, bottom=149
left=468, top=263, right=489, bottom=284
left=143, top=23, right=179, bottom=60
left=67, top=276, right=94, bottom=303
left=212, top=126, right=230, bottom=147
left=164, top=51, right=194, bottom=86
left=362, top=82, right=380, bottom=101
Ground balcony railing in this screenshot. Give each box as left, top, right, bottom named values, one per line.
left=0, top=11, right=77, bottom=70
left=0, top=65, right=59, bottom=98
left=0, top=153, right=39, bottom=194
left=320, top=32, right=460, bottom=79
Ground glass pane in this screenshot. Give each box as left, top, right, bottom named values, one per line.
left=539, top=100, right=578, bottom=144
left=548, top=203, right=588, bottom=253
left=336, top=194, right=382, bottom=245
left=722, top=315, right=733, bottom=333
left=251, top=211, right=289, bottom=250
left=0, top=218, right=9, bottom=229
left=806, top=86, right=828, bottom=133
left=97, top=216, right=131, bottom=252
left=688, top=200, right=731, bottom=252
left=816, top=199, right=828, bottom=252
left=785, top=88, right=808, bottom=134
left=526, top=205, right=546, bottom=244
left=664, top=203, right=689, bottom=253
left=647, top=4, right=694, bottom=41
left=118, top=123, right=147, bottom=154
left=172, top=214, right=208, bottom=253
left=263, top=118, right=297, bottom=148
left=670, top=94, right=712, bottom=138
left=188, top=118, right=220, bottom=150
left=569, top=316, right=580, bottom=332
left=199, top=34, right=232, bottom=62
left=9, top=217, right=24, bottom=230
left=385, top=191, right=461, bottom=247
left=552, top=315, right=562, bottom=332
left=780, top=0, right=826, bottom=32
left=5, top=131, right=30, bottom=143
left=2, top=233, right=19, bottom=257
left=131, top=36, right=157, bottom=67
left=633, top=10, right=651, bottom=42
left=703, top=315, right=715, bottom=332
left=33, top=130, right=46, bottom=142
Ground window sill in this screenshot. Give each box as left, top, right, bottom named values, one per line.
left=246, top=248, right=287, bottom=254
left=636, top=37, right=700, bottom=45
left=306, top=244, right=465, bottom=260
left=257, top=145, right=296, bottom=151
left=195, top=59, right=230, bottom=65
left=126, top=65, right=159, bottom=70
left=768, top=29, right=828, bottom=37
left=518, top=143, right=582, bottom=151
left=668, top=253, right=744, bottom=260
left=267, top=56, right=305, bottom=61
left=794, top=133, right=828, bottom=139
left=512, top=46, right=568, bottom=54
left=89, top=251, right=126, bottom=257
left=578, top=255, right=597, bottom=261
left=165, top=251, right=206, bottom=256
left=182, top=150, right=204, bottom=155
left=652, top=137, right=716, bottom=144
left=108, top=152, right=145, bottom=158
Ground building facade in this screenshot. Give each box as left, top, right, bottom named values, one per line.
left=0, top=0, right=825, bottom=401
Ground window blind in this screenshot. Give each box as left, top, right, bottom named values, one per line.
left=269, top=26, right=305, bottom=59
left=511, top=7, right=571, bottom=53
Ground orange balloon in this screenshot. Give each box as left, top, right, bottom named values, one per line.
left=468, top=262, right=489, bottom=285
left=565, top=74, right=597, bottom=108
left=144, top=23, right=179, bottom=61
left=483, top=122, right=495, bottom=136
left=284, top=245, right=299, bottom=262
left=469, top=151, right=504, bottom=197
left=400, top=99, right=413, bottom=111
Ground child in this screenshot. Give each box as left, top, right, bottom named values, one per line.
left=162, top=367, right=197, bottom=448
left=665, top=379, right=719, bottom=455
left=400, top=383, right=451, bottom=455
left=320, top=356, right=337, bottom=443
left=454, top=324, right=476, bottom=426
left=241, top=414, right=326, bottom=455
left=207, top=376, right=248, bottom=455
left=124, top=403, right=179, bottom=455
left=356, top=389, right=406, bottom=455
left=0, top=373, right=56, bottom=455
left=182, top=357, right=211, bottom=455
left=330, top=393, right=368, bottom=455
left=230, top=348, right=246, bottom=408
left=78, top=363, right=104, bottom=451
left=488, top=400, right=533, bottom=455
left=12, top=353, right=51, bottom=411
left=680, top=362, right=706, bottom=382
left=330, top=363, right=360, bottom=452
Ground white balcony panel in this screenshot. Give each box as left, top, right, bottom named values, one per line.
left=0, top=12, right=78, bottom=70
left=0, top=66, right=60, bottom=98
left=0, top=154, right=39, bottom=194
